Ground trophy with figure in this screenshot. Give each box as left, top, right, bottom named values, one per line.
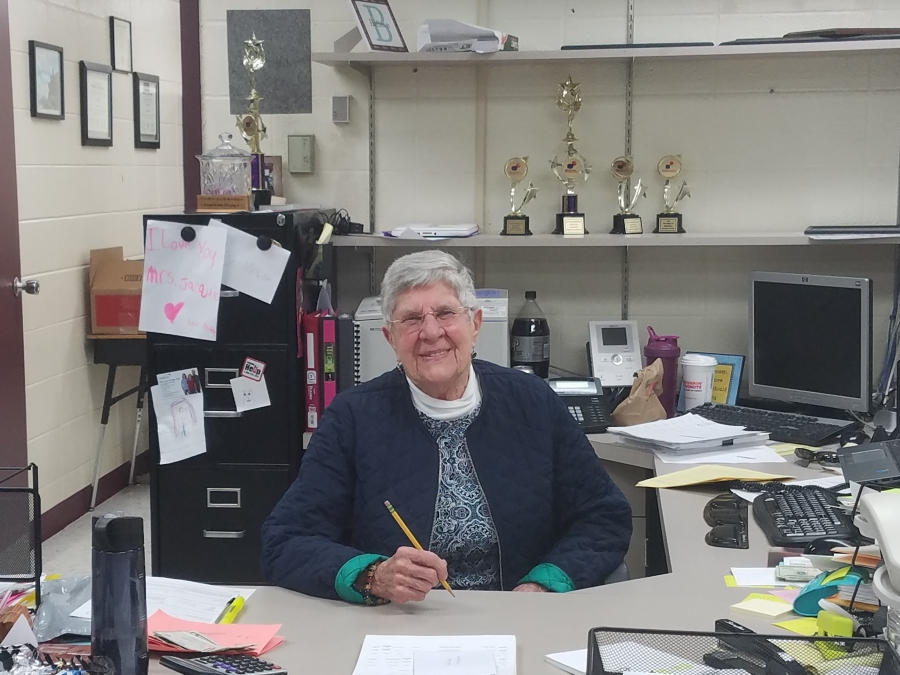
left=609, top=156, right=645, bottom=235
left=501, top=157, right=537, bottom=236
left=236, top=33, right=270, bottom=208
left=654, top=155, right=691, bottom=233
left=550, top=76, right=592, bottom=235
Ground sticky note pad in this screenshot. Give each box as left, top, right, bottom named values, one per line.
left=742, top=593, right=790, bottom=604
left=774, top=617, right=818, bottom=636
left=732, top=598, right=795, bottom=618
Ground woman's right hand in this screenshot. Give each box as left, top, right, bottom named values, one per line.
left=370, top=546, right=449, bottom=603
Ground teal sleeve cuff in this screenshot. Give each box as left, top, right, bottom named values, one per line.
left=335, top=553, right=389, bottom=604
left=519, top=563, right=576, bottom=593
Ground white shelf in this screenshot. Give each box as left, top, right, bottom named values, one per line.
left=332, top=232, right=900, bottom=248
left=313, top=39, right=900, bottom=70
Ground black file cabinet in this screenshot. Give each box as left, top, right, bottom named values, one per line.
left=146, top=210, right=325, bottom=583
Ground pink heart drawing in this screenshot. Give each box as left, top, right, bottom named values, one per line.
left=164, top=302, right=184, bottom=323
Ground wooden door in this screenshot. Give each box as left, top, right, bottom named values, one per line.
left=0, top=0, right=28, bottom=469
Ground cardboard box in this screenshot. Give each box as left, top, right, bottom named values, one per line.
left=89, top=247, right=143, bottom=335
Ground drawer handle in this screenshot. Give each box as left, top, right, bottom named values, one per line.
left=205, top=367, right=239, bottom=389
left=221, top=289, right=240, bottom=298
left=207, top=487, right=241, bottom=508
left=204, top=410, right=243, bottom=418
left=203, top=529, right=246, bottom=539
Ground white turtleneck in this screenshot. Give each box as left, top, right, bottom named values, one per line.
left=407, top=365, right=481, bottom=421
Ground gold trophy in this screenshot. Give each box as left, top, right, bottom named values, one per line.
left=501, top=157, right=537, bottom=236
left=550, top=76, right=591, bottom=235
left=654, top=155, right=690, bottom=233
left=235, top=33, right=269, bottom=206
left=609, top=157, right=645, bottom=235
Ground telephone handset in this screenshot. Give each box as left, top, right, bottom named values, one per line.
left=587, top=320, right=640, bottom=387
left=548, top=378, right=612, bottom=434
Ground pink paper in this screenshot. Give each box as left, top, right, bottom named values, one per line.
left=147, top=610, right=282, bottom=656
left=769, top=589, right=801, bottom=603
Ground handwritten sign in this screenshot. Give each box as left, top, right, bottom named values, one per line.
left=209, top=220, right=290, bottom=304
left=139, top=220, right=227, bottom=341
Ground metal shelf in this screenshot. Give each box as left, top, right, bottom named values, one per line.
left=313, top=39, right=900, bottom=71
left=332, top=232, right=900, bottom=248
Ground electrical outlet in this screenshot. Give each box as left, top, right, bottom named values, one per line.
left=287, top=135, right=315, bottom=173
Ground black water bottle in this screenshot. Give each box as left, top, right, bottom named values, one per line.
left=92, top=515, right=148, bottom=675
left=510, top=291, right=551, bottom=378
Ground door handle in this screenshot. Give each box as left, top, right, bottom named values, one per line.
left=13, top=277, right=40, bottom=297
left=203, top=410, right=243, bottom=418
left=202, top=529, right=246, bottom=539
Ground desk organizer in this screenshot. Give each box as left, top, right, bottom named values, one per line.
left=587, top=627, right=897, bottom=675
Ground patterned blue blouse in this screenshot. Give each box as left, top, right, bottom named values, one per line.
left=418, top=406, right=502, bottom=591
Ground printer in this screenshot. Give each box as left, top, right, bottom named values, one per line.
left=353, top=289, right=509, bottom=384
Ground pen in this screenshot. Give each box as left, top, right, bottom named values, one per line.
left=215, top=595, right=245, bottom=624
left=384, top=500, right=455, bottom=597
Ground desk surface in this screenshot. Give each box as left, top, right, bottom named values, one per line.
left=152, top=435, right=833, bottom=675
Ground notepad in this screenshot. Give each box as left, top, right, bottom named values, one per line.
left=731, top=597, right=794, bottom=618
left=545, top=649, right=586, bottom=675
left=636, top=465, right=791, bottom=489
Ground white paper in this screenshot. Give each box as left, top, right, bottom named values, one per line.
left=597, top=642, right=712, bottom=675
left=209, top=220, right=290, bottom=304
left=545, top=649, right=586, bottom=675
left=352, top=636, right=516, bottom=675
left=139, top=220, right=227, bottom=341
left=71, top=577, right=255, bottom=622
left=609, top=414, right=763, bottom=449
left=0, top=614, right=38, bottom=647
left=414, top=650, right=497, bottom=675
left=417, top=19, right=504, bottom=53
left=139, top=79, right=158, bottom=139
left=655, top=445, right=787, bottom=465
left=230, top=375, right=271, bottom=412
left=151, top=368, right=206, bottom=465
left=730, top=567, right=799, bottom=587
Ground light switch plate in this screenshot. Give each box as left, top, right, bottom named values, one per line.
left=287, top=135, right=315, bottom=173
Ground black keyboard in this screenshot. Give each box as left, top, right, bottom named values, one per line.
left=752, top=486, right=857, bottom=547
left=690, top=402, right=854, bottom=446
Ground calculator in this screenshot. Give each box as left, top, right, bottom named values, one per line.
left=160, top=654, right=286, bottom=675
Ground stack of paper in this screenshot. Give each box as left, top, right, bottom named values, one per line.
left=383, top=224, right=479, bottom=239
left=148, top=611, right=283, bottom=656
left=352, top=635, right=516, bottom=675
left=608, top=414, right=769, bottom=454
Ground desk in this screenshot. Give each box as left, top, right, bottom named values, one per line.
left=149, top=435, right=834, bottom=674
left=88, top=334, right=147, bottom=510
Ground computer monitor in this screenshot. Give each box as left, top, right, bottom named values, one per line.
left=749, top=271, right=872, bottom=414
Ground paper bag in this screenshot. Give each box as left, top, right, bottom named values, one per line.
left=611, top=358, right=667, bottom=426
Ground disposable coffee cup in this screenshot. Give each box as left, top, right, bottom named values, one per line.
left=680, top=354, right=718, bottom=410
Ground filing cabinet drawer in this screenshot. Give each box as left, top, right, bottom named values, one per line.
left=155, top=466, right=291, bottom=583
left=150, top=345, right=300, bottom=466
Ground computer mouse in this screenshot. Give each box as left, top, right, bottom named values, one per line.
left=803, top=536, right=855, bottom=556
left=839, top=429, right=869, bottom=448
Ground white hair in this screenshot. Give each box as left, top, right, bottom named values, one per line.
left=380, top=250, right=477, bottom=324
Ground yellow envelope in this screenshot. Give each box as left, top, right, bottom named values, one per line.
left=637, top=465, right=792, bottom=489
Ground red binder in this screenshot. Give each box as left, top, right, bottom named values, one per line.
left=303, top=312, right=322, bottom=431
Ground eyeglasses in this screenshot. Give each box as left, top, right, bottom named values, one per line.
left=794, top=448, right=839, bottom=468
left=389, top=306, right=471, bottom=333
left=703, top=493, right=748, bottom=549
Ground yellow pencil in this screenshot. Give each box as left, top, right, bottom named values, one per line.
left=384, top=500, right=455, bottom=597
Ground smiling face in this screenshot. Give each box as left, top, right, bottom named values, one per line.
left=383, top=281, right=482, bottom=400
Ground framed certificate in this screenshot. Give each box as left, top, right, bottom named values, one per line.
left=133, top=72, right=160, bottom=149
left=79, top=61, right=112, bottom=146
left=28, top=40, right=64, bottom=120
left=349, top=0, right=407, bottom=52
left=109, top=16, right=133, bottom=72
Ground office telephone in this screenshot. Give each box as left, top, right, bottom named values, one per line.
left=549, top=378, right=612, bottom=434
left=587, top=320, right=641, bottom=387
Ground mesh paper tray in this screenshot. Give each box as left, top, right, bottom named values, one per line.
left=587, top=627, right=899, bottom=675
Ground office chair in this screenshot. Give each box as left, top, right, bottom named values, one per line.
left=0, top=465, right=42, bottom=607
left=603, top=562, right=629, bottom=584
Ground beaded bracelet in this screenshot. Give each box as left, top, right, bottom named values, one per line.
left=353, top=561, right=389, bottom=606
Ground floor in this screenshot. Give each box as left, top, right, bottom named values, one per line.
left=42, top=482, right=152, bottom=578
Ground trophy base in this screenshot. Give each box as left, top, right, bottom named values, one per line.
left=252, top=188, right=272, bottom=210
left=654, top=213, right=685, bottom=234
left=554, top=213, right=587, bottom=235
left=501, top=215, right=532, bottom=236
left=610, top=214, right=643, bottom=235
left=196, top=194, right=251, bottom=213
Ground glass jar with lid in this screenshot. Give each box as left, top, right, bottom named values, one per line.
left=196, top=132, right=251, bottom=197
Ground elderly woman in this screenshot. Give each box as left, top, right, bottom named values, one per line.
left=261, top=250, right=632, bottom=604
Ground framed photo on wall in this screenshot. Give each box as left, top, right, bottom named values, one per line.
left=133, top=72, right=160, bottom=149
left=349, top=0, right=407, bottom=52
left=109, top=16, right=133, bottom=72
left=28, top=40, right=64, bottom=119
left=79, top=61, right=112, bottom=146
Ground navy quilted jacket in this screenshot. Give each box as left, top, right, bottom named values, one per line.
left=260, top=360, right=632, bottom=599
